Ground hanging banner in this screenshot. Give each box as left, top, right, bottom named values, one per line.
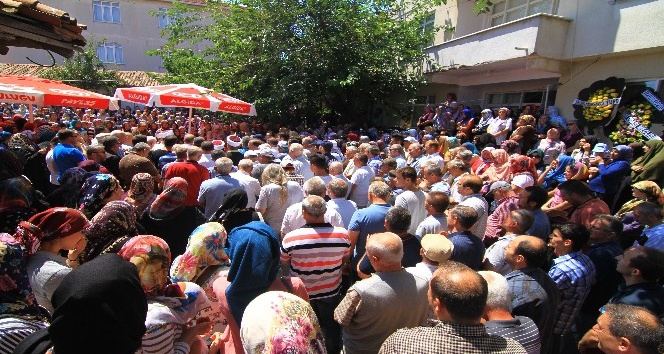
left=572, top=98, right=621, bottom=107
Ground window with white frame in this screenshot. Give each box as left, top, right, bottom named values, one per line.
left=421, top=12, right=435, bottom=46
left=485, top=89, right=557, bottom=114
left=490, top=0, right=555, bottom=27
left=158, top=8, right=178, bottom=28
left=93, top=1, right=120, bottom=23
left=97, top=43, right=124, bottom=64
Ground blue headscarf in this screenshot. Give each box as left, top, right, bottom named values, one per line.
left=225, top=221, right=280, bottom=326
left=613, top=145, right=633, bottom=162
left=462, top=142, right=479, bottom=155
left=543, top=154, right=575, bottom=188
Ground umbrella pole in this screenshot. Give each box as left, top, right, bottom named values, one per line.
left=29, top=104, right=33, bottom=122
left=189, top=107, right=193, bottom=120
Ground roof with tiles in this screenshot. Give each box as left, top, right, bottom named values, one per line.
left=0, top=63, right=163, bottom=87
left=0, top=0, right=87, bottom=58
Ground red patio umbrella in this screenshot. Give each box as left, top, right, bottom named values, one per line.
left=114, top=83, right=256, bottom=116
left=0, top=75, right=119, bottom=110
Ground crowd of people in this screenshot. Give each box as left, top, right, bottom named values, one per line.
left=1, top=96, right=664, bottom=354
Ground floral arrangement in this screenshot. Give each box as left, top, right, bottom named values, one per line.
left=609, top=103, right=653, bottom=144
left=582, top=87, right=620, bottom=122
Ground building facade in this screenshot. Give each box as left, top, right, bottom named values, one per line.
left=2, top=0, right=205, bottom=73
left=417, top=0, right=664, bottom=134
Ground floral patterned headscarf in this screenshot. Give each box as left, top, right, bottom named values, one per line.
left=170, top=222, right=229, bottom=282
left=125, top=173, right=157, bottom=217
left=148, top=177, right=188, bottom=219
left=80, top=201, right=138, bottom=264
left=118, top=235, right=171, bottom=297
left=0, top=234, right=49, bottom=321
left=78, top=174, right=122, bottom=219
left=241, top=291, right=325, bottom=354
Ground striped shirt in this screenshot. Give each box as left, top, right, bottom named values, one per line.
left=0, top=317, right=48, bottom=354
left=140, top=323, right=189, bottom=354
left=281, top=223, right=351, bottom=299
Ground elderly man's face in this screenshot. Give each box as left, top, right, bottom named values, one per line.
left=408, top=145, right=421, bottom=158
left=594, top=313, right=621, bottom=353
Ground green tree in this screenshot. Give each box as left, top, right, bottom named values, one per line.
left=43, top=40, right=125, bottom=94
left=151, top=0, right=450, bottom=124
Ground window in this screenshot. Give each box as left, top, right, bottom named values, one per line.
left=485, top=89, right=556, bottom=114
left=158, top=8, right=178, bottom=28
left=97, top=43, right=124, bottom=64
left=490, top=0, right=555, bottom=27
left=421, top=12, right=435, bottom=46
left=93, top=1, right=120, bottom=23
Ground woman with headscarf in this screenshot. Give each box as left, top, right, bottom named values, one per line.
left=631, top=139, right=664, bottom=186
left=456, top=108, right=475, bottom=136
left=527, top=149, right=546, bottom=176
left=209, top=188, right=262, bottom=232
left=0, top=234, right=50, bottom=353
left=171, top=223, right=230, bottom=334
left=119, top=235, right=212, bottom=354
left=510, top=154, right=538, bottom=182
left=14, top=208, right=89, bottom=314
left=541, top=161, right=589, bottom=222
left=461, top=142, right=479, bottom=155
left=255, top=164, right=305, bottom=235
left=472, top=132, right=497, bottom=151
left=537, top=128, right=566, bottom=165
left=535, top=114, right=552, bottom=139
left=570, top=135, right=598, bottom=164
left=545, top=106, right=567, bottom=129
left=124, top=173, right=158, bottom=217
left=238, top=291, right=325, bottom=354
left=78, top=173, right=124, bottom=219
left=501, top=139, right=521, bottom=157
left=472, top=109, right=494, bottom=136
left=615, top=181, right=664, bottom=249
left=45, top=167, right=93, bottom=208
left=538, top=154, right=575, bottom=189
left=138, top=177, right=206, bottom=258
left=482, top=149, right=511, bottom=183
left=210, top=221, right=308, bottom=354
left=13, top=254, right=147, bottom=354
left=75, top=200, right=138, bottom=266
left=7, top=133, right=37, bottom=165
left=472, top=147, right=495, bottom=177
left=589, top=145, right=633, bottom=204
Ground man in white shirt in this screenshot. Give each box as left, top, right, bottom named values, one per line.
left=349, top=153, right=375, bottom=208
left=281, top=143, right=313, bottom=181
left=327, top=178, right=358, bottom=228
left=230, top=158, right=261, bottom=208
left=406, top=233, right=454, bottom=281
left=281, top=177, right=344, bottom=237
left=394, top=166, right=427, bottom=235
left=457, top=175, right=489, bottom=238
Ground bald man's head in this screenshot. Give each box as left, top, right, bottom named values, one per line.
left=505, top=235, right=548, bottom=270
left=430, top=262, right=488, bottom=324
left=366, top=232, right=403, bottom=268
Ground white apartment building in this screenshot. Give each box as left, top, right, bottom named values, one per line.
left=417, top=0, right=664, bottom=124
left=3, top=0, right=205, bottom=73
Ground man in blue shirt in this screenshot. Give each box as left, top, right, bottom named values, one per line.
left=518, top=185, right=551, bottom=241
left=52, top=129, right=85, bottom=181
left=633, top=202, right=664, bottom=251
left=347, top=181, right=391, bottom=281
left=548, top=223, right=596, bottom=353
left=444, top=205, right=485, bottom=270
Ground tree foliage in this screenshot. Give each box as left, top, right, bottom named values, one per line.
left=43, top=39, right=125, bottom=94
left=150, top=0, right=449, bottom=124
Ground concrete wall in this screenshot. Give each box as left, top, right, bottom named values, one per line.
left=2, top=0, right=205, bottom=72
